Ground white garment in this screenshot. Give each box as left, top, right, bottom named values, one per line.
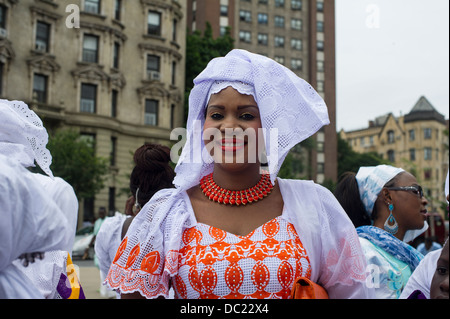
left=12, top=250, right=70, bottom=299
left=399, top=248, right=441, bottom=299
left=95, top=214, right=129, bottom=278
left=31, top=173, right=78, bottom=252
left=0, top=155, right=70, bottom=298
left=106, top=179, right=373, bottom=299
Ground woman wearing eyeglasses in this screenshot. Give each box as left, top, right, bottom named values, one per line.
left=334, top=165, right=429, bottom=298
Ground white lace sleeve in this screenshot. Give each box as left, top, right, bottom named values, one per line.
left=279, top=179, right=373, bottom=299
left=104, top=189, right=196, bottom=298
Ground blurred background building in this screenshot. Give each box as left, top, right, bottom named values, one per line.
left=0, top=0, right=186, bottom=227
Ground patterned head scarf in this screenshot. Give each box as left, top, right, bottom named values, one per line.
left=355, top=165, right=405, bottom=215
left=173, top=49, right=330, bottom=190
left=0, top=99, right=53, bottom=178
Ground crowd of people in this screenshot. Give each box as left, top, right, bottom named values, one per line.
left=0, top=50, right=448, bottom=300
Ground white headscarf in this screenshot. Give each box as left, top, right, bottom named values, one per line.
left=0, top=99, right=53, bottom=178
left=174, top=49, right=329, bottom=190
left=355, top=164, right=405, bottom=215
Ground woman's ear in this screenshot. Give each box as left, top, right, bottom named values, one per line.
left=381, top=187, right=392, bottom=203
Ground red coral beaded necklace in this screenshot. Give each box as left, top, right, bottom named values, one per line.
left=199, top=172, right=274, bottom=205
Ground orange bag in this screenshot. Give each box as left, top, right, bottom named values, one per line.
left=290, top=277, right=329, bottom=299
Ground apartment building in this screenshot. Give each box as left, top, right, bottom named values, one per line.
left=186, top=0, right=337, bottom=183
left=340, top=96, right=449, bottom=217
left=0, top=0, right=186, bottom=226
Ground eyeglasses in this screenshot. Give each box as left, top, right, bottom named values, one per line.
left=386, top=185, right=424, bottom=198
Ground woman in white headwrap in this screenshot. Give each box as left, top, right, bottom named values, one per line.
left=105, top=49, right=372, bottom=299
left=0, top=99, right=83, bottom=299
left=334, top=165, right=429, bottom=298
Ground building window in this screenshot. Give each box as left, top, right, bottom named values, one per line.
left=424, top=128, right=432, bottom=139
left=220, top=5, right=228, bottom=17
left=387, top=130, right=395, bottom=144
left=291, top=0, right=302, bottom=10
left=317, top=1, right=324, bottom=12
left=172, top=19, right=177, bottom=42
left=274, top=35, right=285, bottom=47
left=257, top=33, right=268, bottom=45
left=111, top=89, right=118, bottom=117
left=240, top=10, right=251, bottom=22
left=317, top=21, right=324, bottom=32
left=33, top=74, right=48, bottom=103
left=114, top=0, right=121, bottom=20
left=85, top=0, right=100, bottom=14
left=291, top=18, right=302, bottom=30
left=409, top=148, right=416, bottom=161
left=317, top=81, right=324, bottom=92
left=110, top=136, right=117, bottom=166
left=35, top=21, right=50, bottom=52
left=258, top=13, right=268, bottom=25
left=113, top=42, right=120, bottom=69
left=387, top=150, right=395, bottom=163
left=171, top=104, right=176, bottom=129
left=171, top=61, right=176, bottom=86
left=275, top=0, right=285, bottom=7
left=108, top=187, right=116, bottom=214
left=239, top=31, right=251, bottom=43
left=0, top=5, right=6, bottom=30
left=82, top=34, right=99, bottom=63
left=147, top=54, right=160, bottom=80
left=274, top=56, right=285, bottom=65
left=291, top=58, right=302, bottom=71
left=274, top=16, right=285, bottom=28
left=148, top=11, right=161, bottom=36
left=145, top=99, right=158, bottom=126
left=424, top=168, right=432, bottom=180
left=317, top=60, right=324, bottom=72
left=80, top=83, right=97, bottom=113
left=291, top=38, right=302, bottom=50
left=259, top=0, right=268, bottom=4
left=317, top=41, right=324, bottom=51
left=0, top=62, right=4, bottom=96
left=360, top=137, right=365, bottom=146
left=369, top=135, right=374, bottom=145
left=424, top=147, right=432, bottom=160
left=409, top=129, right=415, bottom=141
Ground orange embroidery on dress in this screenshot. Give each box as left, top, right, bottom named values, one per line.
left=126, top=244, right=140, bottom=269
left=173, top=217, right=311, bottom=299
left=113, top=237, right=127, bottom=264
left=141, top=251, right=160, bottom=274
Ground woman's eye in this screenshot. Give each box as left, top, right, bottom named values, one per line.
left=240, top=113, right=255, bottom=120
left=436, top=267, right=448, bottom=276
left=210, top=113, right=223, bottom=120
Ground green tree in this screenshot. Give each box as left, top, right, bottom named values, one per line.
left=337, top=132, right=389, bottom=178
left=184, top=22, right=234, bottom=122
left=46, top=129, right=108, bottom=199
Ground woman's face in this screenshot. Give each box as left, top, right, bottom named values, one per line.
left=387, top=172, right=429, bottom=231
left=203, top=86, right=263, bottom=170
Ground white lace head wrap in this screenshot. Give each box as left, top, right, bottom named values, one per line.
left=355, top=164, right=405, bottom=216
left=0, top=99, right=53, bottom=178
left=445, top=170, right=449, bottom=202
left=174, top=49, right=329, bottom=190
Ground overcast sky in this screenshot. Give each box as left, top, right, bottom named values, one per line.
left=335, top=0, right=449, bottom=132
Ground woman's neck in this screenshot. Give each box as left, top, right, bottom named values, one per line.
left=212, top=164, right=263, bottom=190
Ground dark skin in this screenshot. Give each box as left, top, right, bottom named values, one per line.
left=373, top=171, right=428, bottom=241
left=122, top=87, right=284, bottom=298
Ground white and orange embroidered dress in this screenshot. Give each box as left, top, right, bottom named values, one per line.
left=105, top=50, right=373, bottom=299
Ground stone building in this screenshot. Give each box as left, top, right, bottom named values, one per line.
left=186, top=0, right=337, bottom=183
left=0, top=0, right=186, bottom=227
left=340, top=96, right=449, bottom=217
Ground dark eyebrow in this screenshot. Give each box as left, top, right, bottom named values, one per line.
left=206, top=105, right=258, bottom=110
